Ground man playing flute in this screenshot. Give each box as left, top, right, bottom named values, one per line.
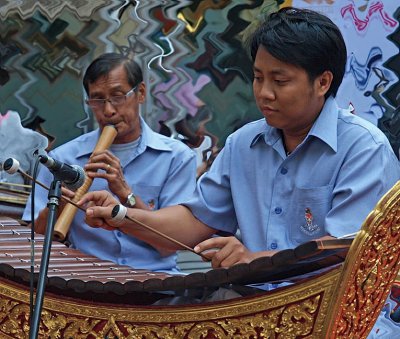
left=23, top=53, right=197, bottom=273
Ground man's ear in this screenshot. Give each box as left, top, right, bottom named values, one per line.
left=137, top=82, right=146, bottom=103
left=317, top=71, right=333, bottom=97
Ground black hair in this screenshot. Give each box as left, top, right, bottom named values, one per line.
left=83, top=53, right=143, bottom=95
left=250, top=7, right=347, bottom=98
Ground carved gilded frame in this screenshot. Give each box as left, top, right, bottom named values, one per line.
left=323, top=180, right=400, bottom=337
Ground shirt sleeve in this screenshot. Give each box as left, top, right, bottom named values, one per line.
left=22, top=162, right=54, bottom=222
left=183, top=136, right=237, bottom=233
left=325, top=143, right=400, bottom=237
left=157, top=146, right=197, bottom=207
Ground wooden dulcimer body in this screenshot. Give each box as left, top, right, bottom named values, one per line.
left=1, top=180, right=400, bottom=338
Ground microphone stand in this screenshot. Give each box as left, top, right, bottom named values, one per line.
left=29, top=178, right=62, bottom=339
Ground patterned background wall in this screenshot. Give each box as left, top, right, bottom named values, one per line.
left=1, top=0, right=398, bottom=172
left=0, top=0, right=267, bottom=175
left=0, top=1, right=399, bottom=336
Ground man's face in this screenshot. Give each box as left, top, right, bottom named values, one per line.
left=253, top=46, right=329, bottom=138
left=87, top=64, right=145, bottom=144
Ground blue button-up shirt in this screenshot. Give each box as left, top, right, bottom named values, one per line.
left=23, top=117, right=197, bottom=273
left=184, top=97, right=400, bottom=252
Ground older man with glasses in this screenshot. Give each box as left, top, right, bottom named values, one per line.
left=23, top=52, right=197, bottom=273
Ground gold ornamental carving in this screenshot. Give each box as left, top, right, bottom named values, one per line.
left=324, top=180, right=400, bottom=338
left=0, top=268, right=340, bottom=338
left=2, top=181, right=400, bottom=338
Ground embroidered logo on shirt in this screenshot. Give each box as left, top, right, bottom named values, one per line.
left=301, top=207, right=320, bottom=235
left=148, top=199, right=155, bottom=210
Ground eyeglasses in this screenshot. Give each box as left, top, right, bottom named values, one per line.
left=86, top=85, right=137, bottom=110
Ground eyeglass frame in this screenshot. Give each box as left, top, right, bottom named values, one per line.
left=85, top=85, right=138, bottom=110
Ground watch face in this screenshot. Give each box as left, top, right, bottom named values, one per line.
left=126, top=193, right=136, bottom=207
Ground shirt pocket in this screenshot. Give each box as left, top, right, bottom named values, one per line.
left=132, top=184, right=161, bottom=210
left=289, top=184, right=333, bottom=245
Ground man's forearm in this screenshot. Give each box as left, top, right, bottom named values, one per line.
left=119, top=205, right=216, bottom=251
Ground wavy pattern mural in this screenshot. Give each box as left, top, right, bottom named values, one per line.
left=1, top=1, right=398, bottom=162
left=0, top=1, right=399, bottom=337
left=0, top=0, right=275, bottom=173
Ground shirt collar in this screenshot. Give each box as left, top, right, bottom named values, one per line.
left=76, top=116, right=172, bottom=158
left=307, top=96, right=338, bottom=153
left=250, top=96, right=339, bottom=153
left=139, top=116, right=172, bottom=152
left=250, top=124, right=270, bottom=148
left=76, top=130, right=102, bottom=158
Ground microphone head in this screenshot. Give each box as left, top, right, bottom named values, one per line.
left=64, top=165, right=86, bottom=191
left=38, top=154, right=48, bottom=163
left=3, top=158, right=20, bottom=174
left=39, top=154, right=54, bottom=167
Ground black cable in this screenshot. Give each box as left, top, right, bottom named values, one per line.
left=29, top=153, right=41, bottom=330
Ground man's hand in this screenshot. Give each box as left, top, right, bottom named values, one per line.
left=78, top=190, right=121, bottom=230
left=84, top=150, right=150, bottom=210
left=194, top=236, right=275, bottom=269
left=32, top=186, right=75, bottom=234
left=84, top=150, right=131, bottom=202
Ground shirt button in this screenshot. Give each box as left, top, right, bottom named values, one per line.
left=117, top=232, right=122, bottom=237
left=271, top=242, right=278, bottom=250
left=280, top=167, right=288, bottom=175
left=275, top=207, right=282, bottom=214
left=121, top=259, right=127, bottom=265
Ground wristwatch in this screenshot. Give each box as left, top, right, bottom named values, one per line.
left=125, top=192, right=136, bottom=208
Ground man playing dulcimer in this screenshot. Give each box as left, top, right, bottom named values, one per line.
left=79, top=8, right=400, bottom=278
left=23, top=53, right=197, bottom=274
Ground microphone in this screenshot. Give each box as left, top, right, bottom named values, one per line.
left=38, top=155, right=86, bottom=190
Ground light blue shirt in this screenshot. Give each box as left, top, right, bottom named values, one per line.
left=184, top=97, right=400, bottom=252
left=23, top=117, right=197, bottom=273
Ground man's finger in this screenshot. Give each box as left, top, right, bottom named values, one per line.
left=77, top=190, right=108, bottom=205
left=77, top=192, right=95, bottom=205
left=194, top=236, right=232, bottom=253
left=86, top=206, right=112, bottom=219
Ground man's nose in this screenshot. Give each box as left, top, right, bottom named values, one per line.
left=259, top=82, right=275, bottom=100
left=103, top=100, right=116, bottom=117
